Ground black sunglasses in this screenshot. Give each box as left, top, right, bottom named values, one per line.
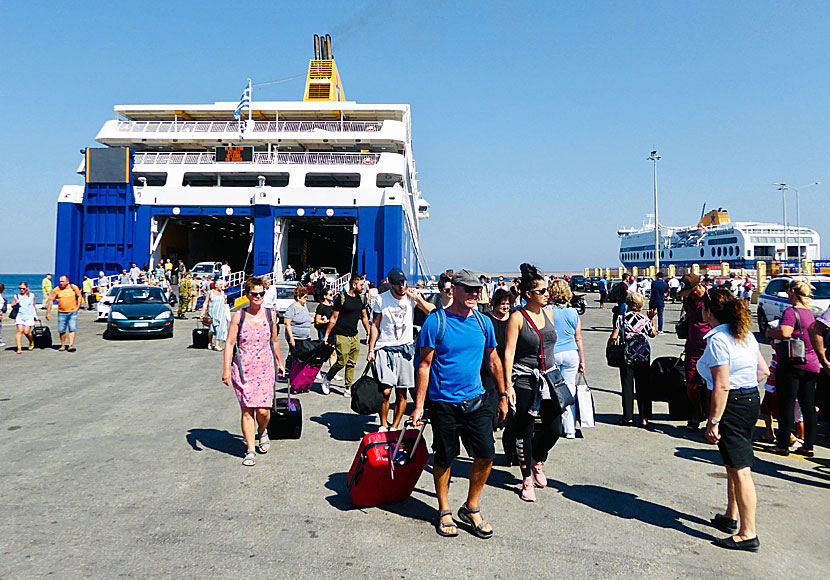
left=248, top=291, right=265, bottom=298
left=530, top=288, right=549, bottom=295
left=458, top=284, right=481, bottom=294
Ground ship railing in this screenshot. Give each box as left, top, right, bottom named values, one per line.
left=332, top=273, right=351, bottom=295
left=116, top=120, right=384, bottom=134
left=132, top=151, right=382, bottom=166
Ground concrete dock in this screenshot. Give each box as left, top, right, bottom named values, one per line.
left=1, top=299, right=828, bottom=578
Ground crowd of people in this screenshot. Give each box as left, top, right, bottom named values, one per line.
left=4, top=259, right=827, bottom=552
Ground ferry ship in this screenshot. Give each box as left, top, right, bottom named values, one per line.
left=618, top=209, right=821, bottom=269
left=54, top=35, right=431, bottom=289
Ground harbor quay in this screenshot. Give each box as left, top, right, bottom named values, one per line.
left=1, top=298, right=828, bottom=579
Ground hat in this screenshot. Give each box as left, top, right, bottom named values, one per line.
left=451, top=269, right=483, bottom=288
left=387, top=268, right=406, bottom=284
left=678, top=273, right=701, bottom=298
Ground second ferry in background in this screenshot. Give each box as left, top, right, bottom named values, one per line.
left=618, top=208, right=821, bottom=269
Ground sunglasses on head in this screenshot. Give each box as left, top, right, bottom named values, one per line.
left=248, top=291, right=265, bottom=298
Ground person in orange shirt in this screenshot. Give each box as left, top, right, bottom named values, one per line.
left=46, top=276, right=82, bottom=352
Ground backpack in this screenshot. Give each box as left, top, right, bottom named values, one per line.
left=609, top=281, right=628, bottom=304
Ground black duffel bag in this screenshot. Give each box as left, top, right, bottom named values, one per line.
left=351, top=363, right=384, bottom=415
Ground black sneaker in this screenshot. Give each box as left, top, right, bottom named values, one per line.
left=710, top=514, right=738, bottom=534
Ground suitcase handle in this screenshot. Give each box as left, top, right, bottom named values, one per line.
left=390, top=419, right=429, bottom=467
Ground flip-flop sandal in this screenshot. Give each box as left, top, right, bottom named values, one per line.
left=242, top=451, right=256, bottom=467
left=457, top=503, right=493, bottom=539
left=28, top=344, right=34, bottom=351
left=257, top=432, right=270, bottom=454
left=435, top=510, right=458, bottom=537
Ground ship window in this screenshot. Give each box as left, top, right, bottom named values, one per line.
left=728, top=247, right=733, bottom=256
left=183, top=172, right=218, bottom=187
left=376, top=173, right=403, bottom=187
left=305, top=173, right=361, bottom=188
left=133, top=172, right=167, bottom=186
left=219, top=173, right=289, bottom=187
left=747, top=250, right=751, bottom=257
left=735, top=246, right=740, bottom=255
left=700, top=248, right=704, bottom=257
left=669, top=251, right=673, bottom=259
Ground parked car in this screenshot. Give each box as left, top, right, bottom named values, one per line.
left=320, top=267, right=339, bottom=286
left=756, top=275, right=830, bottom=334
left=585, top=276, right=603, bottom=292
left=190, top=262, right=223, bottom=279
left=569, top=275, right=586, bottom=291
left=104, top=285, right=174, bottom=339
left=270, top=283, right=299, bottom=321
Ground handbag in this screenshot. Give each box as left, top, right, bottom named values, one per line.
left=785, top=308, right=807, bottom=365
left=350, top=363, right=384, bottom=415
left=606, top=314, right=630, bottom=368
left=575, top=373, right=595, bottom=428
left=519, top=309, right=575, bottom=413
left=9, top=299, right=20, bottom=320
left=675, top=306, right=689, bottom=339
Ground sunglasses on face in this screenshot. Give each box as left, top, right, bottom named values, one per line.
left=530, top=288, right=549, bottom=295
left=458, top=284, right=481, bottom=294
left=441, top=287, right=452, bottom=294
left=248, top=291, right=265, bottom=298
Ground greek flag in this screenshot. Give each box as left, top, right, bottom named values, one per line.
left=232, top=79, right=251, bottom=120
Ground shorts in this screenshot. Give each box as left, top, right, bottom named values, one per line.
left=717, top=388, right=761, bottom=469
left=58, top=311, right=78, bottom=334
left=15, top=316, right=35, bottom=327
left=429, top=393, right=495, bottom=468
left=374, top=347, right=415, bottom=390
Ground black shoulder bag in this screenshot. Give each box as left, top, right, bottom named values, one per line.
left=606, top=313, right=630, bottom=368
left=520, top=308, right=574, bottom=413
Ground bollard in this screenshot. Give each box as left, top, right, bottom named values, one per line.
left=584, top=268, right=590, bottom=278
left=721, top=262, right=730, bottom=277
left=692, top=264, right=700, bottom=275
left=668, top=264, right=676, bottom=278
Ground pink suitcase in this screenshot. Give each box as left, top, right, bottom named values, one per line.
left=289, top=360, right=323, bottom=393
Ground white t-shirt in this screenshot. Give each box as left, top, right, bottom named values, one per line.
left=262, top=285, right=278, bottom=310
left=669, top=277, right=681, bottom=289
left=221, top=264, right=231, bottom=277
left=373, top=290, right=417, bottom=348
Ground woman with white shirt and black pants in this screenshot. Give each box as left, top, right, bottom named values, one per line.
left=697, top=288, right=770, bottom=552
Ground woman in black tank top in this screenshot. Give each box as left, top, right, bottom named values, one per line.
left=503, top=264, right=561, bottom=503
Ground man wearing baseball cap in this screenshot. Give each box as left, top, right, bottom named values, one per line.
left=679, top=274, right=712, bottom=431
left=367, top=268, right=435, bottom=431
left=412, top=269, right=508, bottom=538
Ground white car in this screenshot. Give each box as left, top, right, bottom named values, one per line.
left=96, top=286, right=121, bottom=320
left=319, top=267, right=339, bottom=285
left=756, top=275, right=830, bottom=333
left=190, top=262, right=222, bottom=278
left=268, top=283, right=300, bottom=321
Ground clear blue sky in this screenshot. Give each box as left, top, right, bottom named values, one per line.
left=1, top=1, right=828, bottom=275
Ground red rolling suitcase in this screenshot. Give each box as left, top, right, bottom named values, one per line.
left=347, top=420, right=429, bottom=508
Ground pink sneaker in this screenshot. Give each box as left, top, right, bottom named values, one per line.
left=521, top=478, right=537, bottom=502
left=531, top=462, right=547, bottom=488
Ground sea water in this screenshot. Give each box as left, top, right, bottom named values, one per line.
left=0, top=274, right=51, bottom=304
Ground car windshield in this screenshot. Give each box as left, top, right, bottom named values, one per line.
left=115, top=287, right=166, bottom=304
left=813, top=282, right=830, bottom=300
left=191, top=265, right=214, bottom=274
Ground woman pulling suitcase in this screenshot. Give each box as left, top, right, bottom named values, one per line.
left=222, top=277, right=286, bottom=467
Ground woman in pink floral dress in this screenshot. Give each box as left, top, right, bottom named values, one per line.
left=223, top=277, right=286, bottom=467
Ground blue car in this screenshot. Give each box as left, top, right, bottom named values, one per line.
left=104, top=285, right=174, bottom=339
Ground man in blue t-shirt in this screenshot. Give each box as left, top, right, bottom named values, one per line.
left=649, top=272, right=670, bottom=333
left=412, top=269, right=508, bottom=538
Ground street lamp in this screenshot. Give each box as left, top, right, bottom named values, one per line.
left=647, top=150, right=661, bottom=272
left=774, top=181, right=820, bottom=273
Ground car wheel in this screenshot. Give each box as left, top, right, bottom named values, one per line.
left=103, top=328, right=113, bottom=340
left=757, top=308, right=769, bottom=335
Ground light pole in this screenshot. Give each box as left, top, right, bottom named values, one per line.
left=774, top=182, right=820, bottom=273
left=648, top=150, right=661, bottom=273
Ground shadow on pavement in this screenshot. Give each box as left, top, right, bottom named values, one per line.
left=186, top=428, right=246, bottom=457
left=311, top=412, right=375, bottom=441
left=674, top=446, right=830, bottom=490
left=547, top=478, right=714, bottom=540
left=323, top=471, right=435, bottom=523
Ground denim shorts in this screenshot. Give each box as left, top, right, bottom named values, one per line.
left=58, top=311, right=78, bottom=334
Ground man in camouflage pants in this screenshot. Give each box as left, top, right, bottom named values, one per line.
left=177, top=273, right=191, bottom=319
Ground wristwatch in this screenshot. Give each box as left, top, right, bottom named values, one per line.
left=708, top=417, right=719, bottom=426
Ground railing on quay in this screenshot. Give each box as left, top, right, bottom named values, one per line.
left=132, top=151, right=381, bottom=166
left=116, top=120, right=385, bottom=134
